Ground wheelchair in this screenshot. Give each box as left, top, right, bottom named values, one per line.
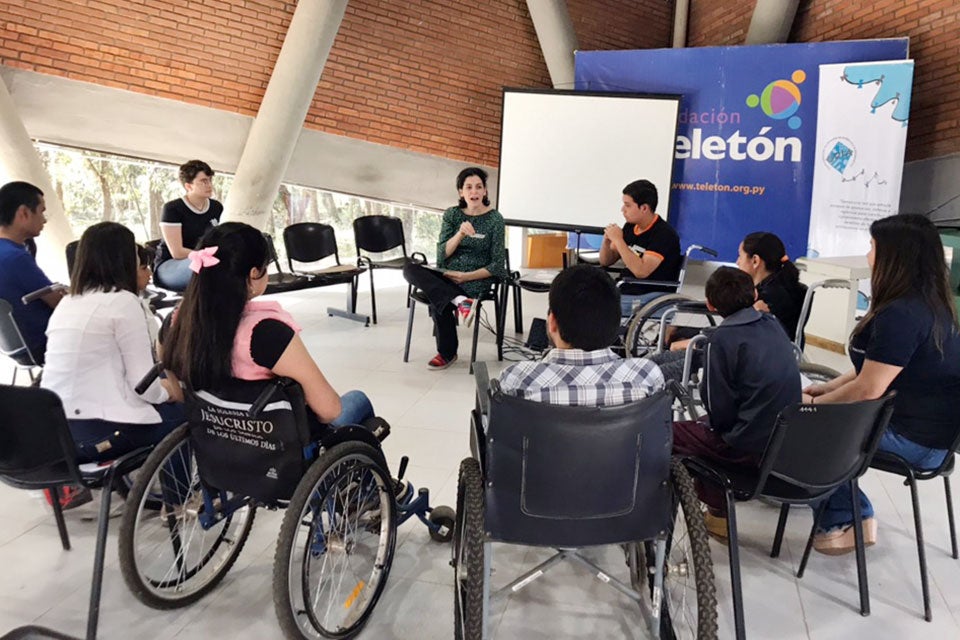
left=117, top=366, right=454, bottom=639
left=453, top=363, right=718, bottom=639
left=617, top=244, right=718, bottom=359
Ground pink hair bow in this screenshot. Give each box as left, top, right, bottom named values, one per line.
left=188, top=246, right=220, bottom=273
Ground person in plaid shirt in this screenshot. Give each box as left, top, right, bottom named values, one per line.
left=498, top=264, right=664, bottom=405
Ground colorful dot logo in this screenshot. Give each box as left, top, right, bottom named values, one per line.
left=746, top=69, right=805, bottom=130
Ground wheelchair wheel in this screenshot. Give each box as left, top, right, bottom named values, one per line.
left=453, top=458, right=484, bottom=640
left=799, top=362, right=842, bottom=385
left=659, top=458, right=718, bottom=639
left=624, top=294, right=694, bottom=358
left=118, top=424, right=256, bottom=609
left=273, top=440, right=397, bottom=639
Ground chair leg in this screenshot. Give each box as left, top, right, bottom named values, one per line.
left=907, top=474, right=932, bottom=621
left=797, top=502, right=826, bottom=578
left=770, top=503, right=790, bottom=558
left=406, top=283, right=413, bottom=308
left=368, top=267, right=378, bottom=325
left=86, top=475, right=116, bottom=640
left=513, top=284, right=523, bottom=333
left=469, top=300, right=482, bottom=375
left=850, top=478, right=870, bottom=617
left=944, top=476, right=958, bottom=560
left=403, top=297, right=416, bottom=362
left=494, top=292, right=504, bottom=362
left=725, top=491, right=747, bottom=640
left=48, top=487, right=71, bottom=551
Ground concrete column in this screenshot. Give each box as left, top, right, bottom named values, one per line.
left=745, top=0, right=801, bottom=45
left=673, top=0, right=690, bottom=48
left=222, top=0, right=349, bottom=229
left=526, top=0, right=579, bottom=89
left=0, top=76, right=74, bottom=280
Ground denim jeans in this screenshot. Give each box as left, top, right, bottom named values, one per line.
left=329, top=390, right=376, bottom=428
left=620, top=290, right=666, bottom=317
left=816, top=427, right=949, bottom=532
left=154, top=258, right=193, bottom=292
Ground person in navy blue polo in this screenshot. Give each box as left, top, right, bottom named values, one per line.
left=0, top=181, right=63, bottom=365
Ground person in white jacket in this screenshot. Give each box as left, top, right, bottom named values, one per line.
left=42, top=222, right=184, bottom=464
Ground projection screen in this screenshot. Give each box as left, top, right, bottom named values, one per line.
left=497, top=89, right=681, bottom=232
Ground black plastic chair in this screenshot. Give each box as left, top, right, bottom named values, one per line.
left=0, top=299, right=40, bottom=384
left=402, top=275, right=508, bottom=374
left=353, top=215, right=425, bottom=325
left=0, top=385, right=152, bottom=640
left=266, top=227, right=369, bottom=325
left=864, top=426, right=960, bottom=621
left=684, top=394, right=896, bottom=640
left=454, top=365, right=717, bottom=638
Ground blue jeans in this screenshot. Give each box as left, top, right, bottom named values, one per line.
left=329, top=390, right=375, bottom=428
left=69, top=402, right=186, bottom=464
left=817, top=428, right=949, bottom=532
left=621, top=290, right=666, bottom=317
left=154, top=258, right=193, bottom=292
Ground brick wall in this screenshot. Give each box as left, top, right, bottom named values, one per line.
left=791, top=0, right=960, bottom=161
left=685, top=0, right=960, bottom=161
left=0, top=0, right=673, bottom=167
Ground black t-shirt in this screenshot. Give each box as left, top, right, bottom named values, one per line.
left=618, top=215, right=682, bottom=295
left=157, top=198, right=223, bottom=265
left=849, top=297, right=960, bottom=449
left=250, top=319, right=296, bottom=369
left=757, top=270, right=807, bottom=341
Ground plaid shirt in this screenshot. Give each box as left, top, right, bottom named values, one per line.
left=498, top=348, right=665, bottom=407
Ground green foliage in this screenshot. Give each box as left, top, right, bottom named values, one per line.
left=37, top=143, right=444, bottom=264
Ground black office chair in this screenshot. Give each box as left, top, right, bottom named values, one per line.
left=455, top=365, right=717, bottom=639
left=863, top=426, right=960, bottom=621
left=402, top=275, right=508, bottom=374
left=0, top=385, right=153, bottom=640
left=684, top=394, right=896, bottom=640
left=353, top=215, right=425, bottom=324
left=0, top=299, right=41, bottom=384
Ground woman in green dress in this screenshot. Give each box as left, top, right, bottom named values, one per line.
left=403, top=167, right=506, bottom=370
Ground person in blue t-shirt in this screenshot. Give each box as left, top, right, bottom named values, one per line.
left=0, top=181, right=63, bottom=365
left=805, top=214, right=960, bottom=555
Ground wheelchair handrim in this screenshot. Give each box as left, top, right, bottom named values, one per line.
left=130, top=440, right=253, bottom=599
left=287, top=453, right=395, bottom=638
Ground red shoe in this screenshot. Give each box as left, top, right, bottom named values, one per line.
left=457, top=299, right=478, bottom=328
left=427, top=353, right=458, bottom=370
left=45, top=485, right=93, bottom=511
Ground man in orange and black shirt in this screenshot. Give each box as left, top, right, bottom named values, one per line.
left=598, top=179, right=682, bottom=315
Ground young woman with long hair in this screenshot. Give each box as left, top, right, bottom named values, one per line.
left=401, top=167, right=506, bottom=370
left=42, top=222, right=184, bottom=463
left=162, top=222, right=375, bottom=433
left=805, top=214, right=960, bottom=554
left=736, top=231, right=807, bottom=340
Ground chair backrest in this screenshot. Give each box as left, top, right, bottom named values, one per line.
left=757, top=394, right=895, bottom=496
left=185, top=377, right=311, bottom=503
left=283, top=223, right=340, bottom=269
left=0, top=298, right=36, bottom=366
left=65, top=240, right=79, bottom=279
left=483, top=386, right=674, bottom=547
left=0, top=385, right=83, bottom=489
left=353, top=215, right=407, bottom=256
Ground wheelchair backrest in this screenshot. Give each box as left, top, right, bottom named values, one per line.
left=483, top=388, right=674, bottom=547
left=185, top=377, right=311, bottom=503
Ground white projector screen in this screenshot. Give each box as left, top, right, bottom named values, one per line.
left=497, top=89, right=680, bottom=232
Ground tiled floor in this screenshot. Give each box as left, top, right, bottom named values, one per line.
left=2, top=274, right=959, bottom=639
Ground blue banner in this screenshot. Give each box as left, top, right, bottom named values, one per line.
left=575, top=40, right=909, bottom=262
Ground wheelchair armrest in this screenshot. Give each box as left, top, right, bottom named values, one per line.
left=674, top=301, right=710, bottom=314
left=616, top=278, right=680, bottom=291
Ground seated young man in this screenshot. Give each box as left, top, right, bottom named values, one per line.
left=598, top=179, right=682, bottom=316
left=672, top=267, right=801, bottom=537
left=499, top=264, right=664, bottom=406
